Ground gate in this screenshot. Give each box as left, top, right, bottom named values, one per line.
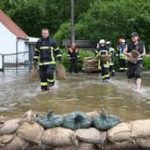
left=2, top=51, right=32, bottom=71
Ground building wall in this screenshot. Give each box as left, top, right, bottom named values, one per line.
left=0, top=22, right=16, bottom=54
left=0, top=22, right=28, bottom=54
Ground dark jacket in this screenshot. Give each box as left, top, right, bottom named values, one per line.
left=34, top=37, right=62, bottom=65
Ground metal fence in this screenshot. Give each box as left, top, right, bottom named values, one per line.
left=2, top=51, right=32, bottom=71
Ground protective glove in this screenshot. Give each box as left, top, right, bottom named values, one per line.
left=57, top=56, right=62, bottom=62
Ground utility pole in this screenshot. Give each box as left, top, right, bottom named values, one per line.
left=71, top=0, right=75, bottom=44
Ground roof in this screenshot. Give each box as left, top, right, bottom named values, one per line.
left=0, top=9, right=28, bottom=39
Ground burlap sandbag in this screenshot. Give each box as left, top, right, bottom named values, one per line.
left=30, top=66, right=39, bottom=81
left=103, top=141, right=138, bottom=150
left=54, top=143, right=97, bottom=150
left=76, top=128, right=106, bottom=145
left=107, top=122, right=132, bottom=143
left=17, top=122, right=44, bottom=144
left=21, top=110, right=36, bottom=124
left=0, top=134, right=15, bottom=147
left=41, top=127, right=77, bottom=147
left=131, top=120, right=150, bottom=138
left=56, top=63, right=66, bottom=80
left=0, top=119, right=21, bottom=135
left=137, top=138, right=150, bottom=149
left=0, top=135, right=29, bottom=150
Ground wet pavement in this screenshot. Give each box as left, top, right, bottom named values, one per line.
left=0, top=71, right=150, bottom=121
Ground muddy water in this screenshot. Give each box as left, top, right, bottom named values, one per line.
left=0, top=72, right=150, bottom=121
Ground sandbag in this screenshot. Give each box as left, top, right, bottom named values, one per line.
left=54, top=143, right=97, bottom=150
left=101, top=55, right=110, bottom=63
left=21, top=110, right=36, bottom=124
left=76, top=128, right=106, bottom=145
left=131, top=120, right=150, bottom=138
left=0, top=119, right=21, bottom=135
left=56, top=63, right=66, bottom=80
left=63, top=111, right=92, bottom=130
left=54, top=146, right=76, bottom=150
left=41, top=127, right=77, bottom=147
left=0, top=136, right=29, bottom=150
left=17, top=122, right=44, bottom=144
left=138, top=138, right=150, bottom=149
left=93, top=111, right=121, bottom=131
left=30, top=66, right=39, bottom=81
left=35, top=111, right=63, bottom=129
left=103, top=141, right=138, bottom=150
left=107, top=122, right=132, bottom=143
left=0, top=134, right=15, bottom=147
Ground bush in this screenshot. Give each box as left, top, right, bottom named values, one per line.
left=61, top=49, right=95, bottom=72
left=143, top=56, right=150, bottom=71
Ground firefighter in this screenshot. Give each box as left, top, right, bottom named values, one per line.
left=33, top=28, right=62, bottom=91
left=95, top=39, right=110, bottom=81
left=124, top=32, right=146, bottom=91
left=106, top=41, right=115, bottom=77
left=68, top=43, right=80, bottom=73
left=117, top=38, right=127, bottom=71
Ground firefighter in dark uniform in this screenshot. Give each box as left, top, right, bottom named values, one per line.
left=68, top=43, right=79, bottom=73
left=95, top=39, right=110, bottom=81
left=33, top=28, right=62, bottom=91
left=124, top=32, right=146, bottom=91
left=106, top=41, right=115, bottom=77
left=117, top=38, right=127, bottom=71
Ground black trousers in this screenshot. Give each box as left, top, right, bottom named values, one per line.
left=101, top=62, right=110, bottom=81
left=127, top=60, right=143, bottom=79
left=39, top=64, right=55, bottom=90
left=119, top=59, right=127, bottom=71
left=69, top=58, right=78, bottom=73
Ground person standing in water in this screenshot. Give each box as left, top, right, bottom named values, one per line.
left=106, top=41, right=116, bottom=77
left=68, top=43, right=80, bottom=73
left=124, top=32, right=146, bottom=92
left=96, top=39, right=110, bottom=81
left=33, top=28, right=62, bottom=91
left=117, top=38, right=127, bottom=71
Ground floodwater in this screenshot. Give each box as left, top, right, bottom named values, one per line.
left=0, top=71, right=150, bottom=121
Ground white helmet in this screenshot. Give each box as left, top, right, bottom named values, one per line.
left=106, top=41, right=111, bottom=45
left=99, top=39, right=106, bottom=44
left=121, top=39, right=125, bottom=43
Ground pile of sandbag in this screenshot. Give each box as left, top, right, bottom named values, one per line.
left=82, top=57, right=99, bottom=73
left=107, top=119, right=150, bottom=149
left=0, top=110, right=150, bottom=150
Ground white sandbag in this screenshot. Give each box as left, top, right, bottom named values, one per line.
left=103, top=141, right=138, bottom=150
left=79, top=143, right=98, bottom=150
left=0, top=134, right=15, bottom=147
left=75, top=128, right=101, bottom=140
left=17, top=122, right=44, bottom=144
left=41, top=127, right=76, bottom=147
left=137, top=138, right=150, bottom=148
left=0, top=119, right=21, bottom=135
left=107, top=122, right=132, bottom=143
left=54, top=143, right=97, bottom=150
left=0, top=136, right=29, bottom=150
left=131, top=120, right=150, bottom=138
left=21, top=110, right=36, bottom=124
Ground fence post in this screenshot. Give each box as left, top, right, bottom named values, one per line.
left=2, top=54, right=4, bottom=72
